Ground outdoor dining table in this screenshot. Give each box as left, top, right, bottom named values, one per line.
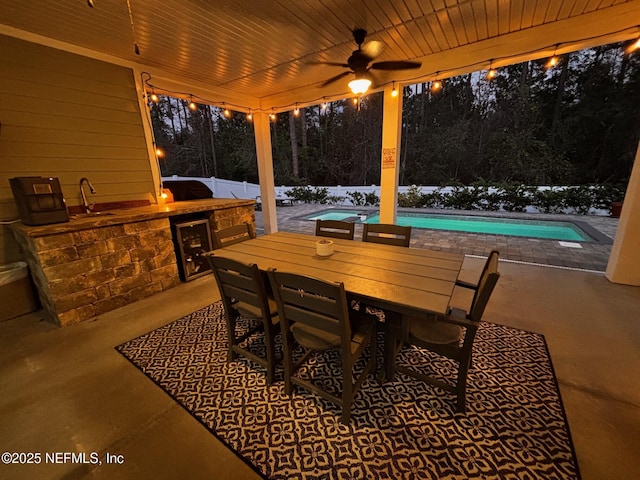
left=212, top=231, right=465, bottom=378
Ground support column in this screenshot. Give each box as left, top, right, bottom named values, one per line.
left=379, top=84, right=403, bottom=224
left=253, top=112, right=278, bottom=234
left=606, top=142, right=640, bottom=285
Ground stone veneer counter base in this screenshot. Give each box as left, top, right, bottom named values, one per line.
left=10, top=199, right=255, bottom=326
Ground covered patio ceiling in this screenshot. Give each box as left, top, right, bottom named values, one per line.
left=1, top=0, right=639, bottom=112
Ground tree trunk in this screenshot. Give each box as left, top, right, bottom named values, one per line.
left=300, top=107, right=308, bottom=149
left=206, top=105, right=218, bottom=177
left=166, top=97, right=177, bottom=137
left=551, top=53, right=570, bottom=132
left=289, top=111, right=299, bottom=178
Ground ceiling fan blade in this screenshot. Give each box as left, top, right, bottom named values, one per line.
left=361, top=40, right=384, bottom=60
left=320, top=71, right=352, bottom=87
left=307, top=61, right=350, bottom=67
left=370, top=60, right=422, bottom=71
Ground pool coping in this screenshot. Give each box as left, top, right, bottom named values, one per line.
left=295, top=206, right=613, bottom=245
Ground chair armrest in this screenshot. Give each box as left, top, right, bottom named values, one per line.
left=455, top=279, right=478, bottom=290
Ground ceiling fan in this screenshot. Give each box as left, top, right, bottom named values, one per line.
left=316, top=28, right=422, bottom=94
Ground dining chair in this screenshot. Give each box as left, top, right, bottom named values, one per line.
left=267, top=268, right=377, bottom=424
left=387, top=250, right=500, bottom=413
left=205, top=254, right=281, bottom=385
left=456, top=250, right=500, bottom=291
left=453, top=250, right=500, bottom=310
left=315, top=219, right=355, bottom=240
left=212, top=222, right=254, bottom=249
left=362, top=223, right=412, bottom=247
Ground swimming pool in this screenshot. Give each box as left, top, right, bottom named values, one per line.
left=303, top=209, right=596, bottom=242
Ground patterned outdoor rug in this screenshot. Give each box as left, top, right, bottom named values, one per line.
left=116, top=301, right=580, bottom=479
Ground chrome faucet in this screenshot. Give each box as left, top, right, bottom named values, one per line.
left=79, top=177, right=96, bottom=213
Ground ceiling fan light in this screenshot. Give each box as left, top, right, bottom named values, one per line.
left=348, top=77, right=371, bottom=95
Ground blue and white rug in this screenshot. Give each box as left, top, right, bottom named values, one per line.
left=116, top=301, right=580, bottom=479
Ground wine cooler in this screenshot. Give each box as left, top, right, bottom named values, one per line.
left=173, top=219, right=213, bottom=281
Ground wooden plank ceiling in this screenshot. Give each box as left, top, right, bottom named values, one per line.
left=1, top=0, right=639, bottom=111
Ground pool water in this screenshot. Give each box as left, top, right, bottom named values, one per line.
left=304, top=210, right=592, bottom=242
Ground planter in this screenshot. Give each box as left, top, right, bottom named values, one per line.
left=610, top=201, right=623, bottom=218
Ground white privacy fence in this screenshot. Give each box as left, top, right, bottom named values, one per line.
left=162, top=175, right=422, bottom=201
left=161, top=176, right=612, bottom=215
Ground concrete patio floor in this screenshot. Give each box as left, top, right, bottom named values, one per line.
left=1, top=207, right=638, bottom=479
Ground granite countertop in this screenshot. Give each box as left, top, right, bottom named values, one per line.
left=10, top=198, right=255, bottom=237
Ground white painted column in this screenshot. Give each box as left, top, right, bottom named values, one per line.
left=605, top=142, right=640, bottom=285
left=253, top=112, right=278, bottom=234
left=379, top=84, right=403, bottom=224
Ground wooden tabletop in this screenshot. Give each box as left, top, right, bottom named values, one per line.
left=213, top=231, right=464, bottom=317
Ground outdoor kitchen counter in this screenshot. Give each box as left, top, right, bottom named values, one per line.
left=10, top=198, right=256, bottom=237
left=9, top=198, right=256, bottom=326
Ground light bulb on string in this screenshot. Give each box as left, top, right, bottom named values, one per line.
left=546, top=45, right=560, bottom=69
left=391, top=81, right=399, bottom=98
left=321, top=98, right=327, bottom=112
left=149, top=90, right=159, bottom=103
left=486, top=61, right=498, bottom=80
left=626, top=36, right=640, bottom=54
left=294, top=104, right=300, bottom=116
left=155, top=147, right=164, bottom=158
left=223, top=104, right=231, bottom=118
left=431, top=74, right=442, bottom=93
left=269, top=110, right=276, bottom=122
left=188, top=96, right=197, bottom=111
left=246, top=110, right=253, bottom=121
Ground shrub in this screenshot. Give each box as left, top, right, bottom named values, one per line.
left=532, top=188, right=565, bottom=213
left=325, top=195, right=346, bottom=205
left=364, top=192, right=379, bottom=206
left=285, top=186, right=329, bottom=203
left=346, top=190, right=366, bottom=206
left=563, top=185, right=594, bottom=214
left=443, top=185, right=481, bottom=210
left=497, top=183, right=535, bottom=212
left=398, top=185, right=423, bottom=207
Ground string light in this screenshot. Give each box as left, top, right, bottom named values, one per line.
left=431, top=74, right=442, bottom=93
left=269, top=110, right=276, bottom=121
left=391, top=81, right=398, bottom=97
left=188, top=96, right=197, bottom=111
left=486, top=60, right=497, bottom=80
left=138, top=28, right=640, bottom=120
left=155, top=146, right=164, bottom=158
left=546, top=45, right=560, bottom=69
left=223, top=103, right=231, bottom=118
left=125, top=0, right=140, bottom=55
left=294, top=104, right=300, bottom=116
left=626, top=36, right=640, bottom=54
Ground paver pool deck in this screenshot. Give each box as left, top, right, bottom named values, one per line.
left=254, top=204, right=619, bottom=272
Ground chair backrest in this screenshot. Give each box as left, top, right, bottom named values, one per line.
left=206, top=254, right=271, bottom=320
left=268, top=269, right=351, bottom=347
left=212, top=222, right=254, bottom=249
left=468, top=252, right=500, bottom=322
left=316, top=219, right=355, bottom=240
left=362, top=223, right=412, bottom=247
